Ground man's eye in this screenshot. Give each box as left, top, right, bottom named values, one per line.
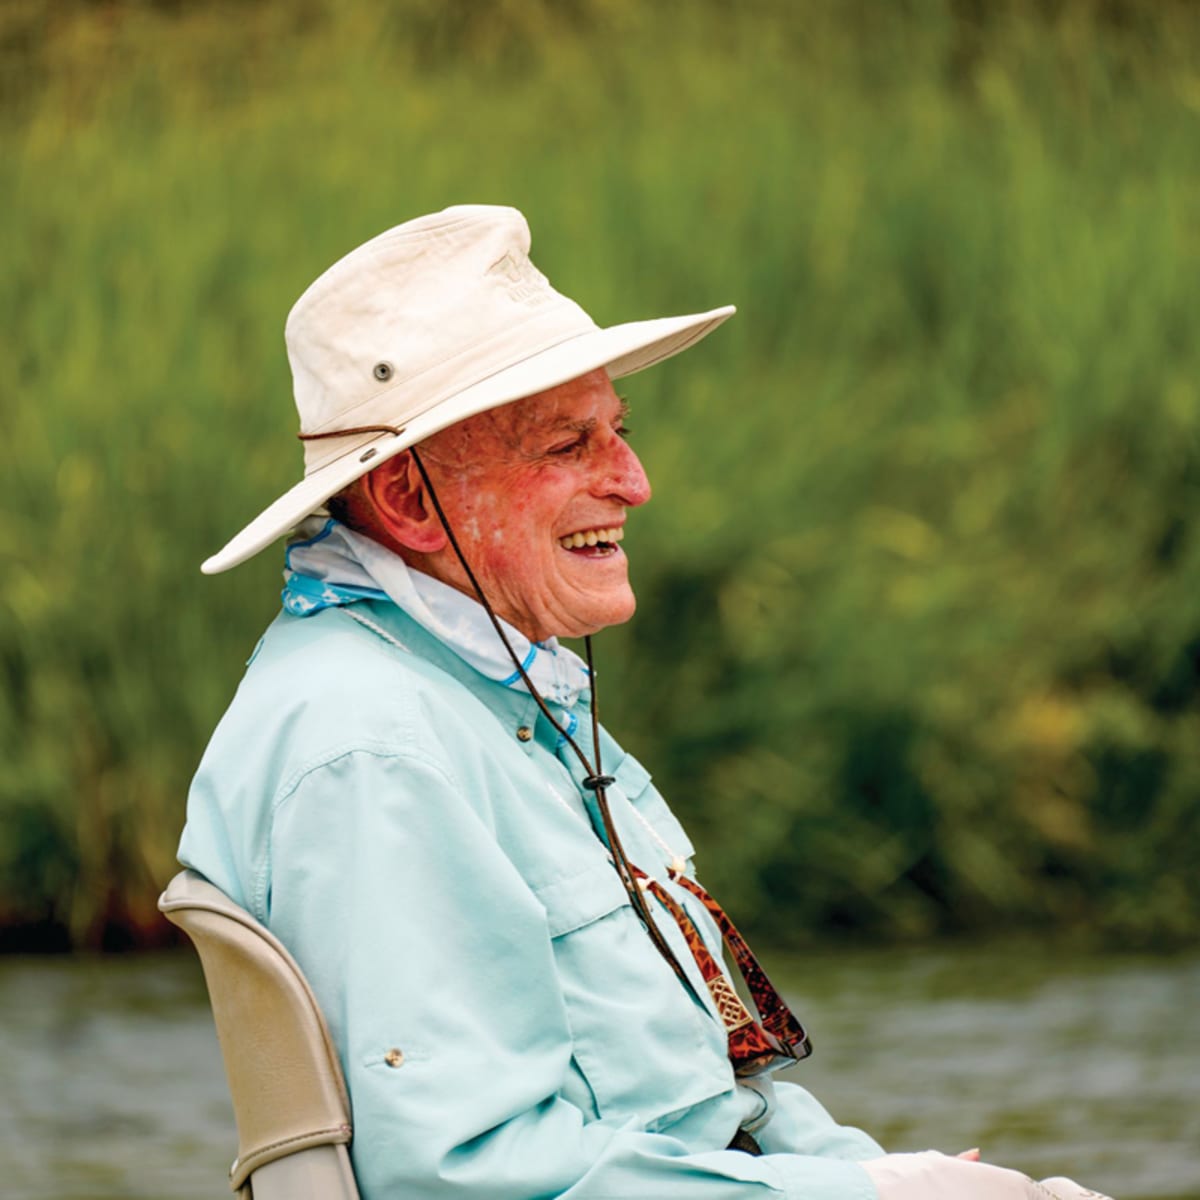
left=548, top=438, right=583, bottom=456
left=616, top=425, right=632, bottom=440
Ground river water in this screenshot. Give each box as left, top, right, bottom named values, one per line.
left=0, top=942, right=1195, bottom=1199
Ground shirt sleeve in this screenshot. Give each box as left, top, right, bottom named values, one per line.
left=265, top=747, right=879, bottom=1200
left=757, top=1079, right=886, bottom=1160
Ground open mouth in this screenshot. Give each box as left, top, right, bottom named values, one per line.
left=557, top=526, right=624, bottom=557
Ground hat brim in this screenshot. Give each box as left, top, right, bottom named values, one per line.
left=201, top=304, right=735, bottom=574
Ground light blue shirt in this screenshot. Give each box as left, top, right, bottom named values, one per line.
left=179, top=597, right=883, bottom=1198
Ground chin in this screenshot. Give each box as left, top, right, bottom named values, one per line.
left=567, top=592, right=637, bottom=639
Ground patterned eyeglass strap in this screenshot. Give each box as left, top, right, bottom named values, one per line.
left=670, top=872, right=809, bottom=1047
left=634, top=868, right=757, bottom=1035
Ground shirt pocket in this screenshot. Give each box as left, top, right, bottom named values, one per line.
left=609, top=750, right=696, bottom=866
left=533, top=858, right=734, bottom=1128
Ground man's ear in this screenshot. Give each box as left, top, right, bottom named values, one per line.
left=361, top=452, right=449, bottom=554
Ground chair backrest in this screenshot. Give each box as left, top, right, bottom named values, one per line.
left=159, top=869, right=360, bottom=1199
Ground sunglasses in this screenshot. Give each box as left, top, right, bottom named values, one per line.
left=632, top=864, right=812, bottom=1077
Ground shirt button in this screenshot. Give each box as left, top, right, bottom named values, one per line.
left=516, top=726, right=533, bottom=742
left=383, top=1048, right=405, bottom=1068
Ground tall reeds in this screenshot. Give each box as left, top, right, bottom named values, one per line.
left=3, top=0, right=1198, bottom=947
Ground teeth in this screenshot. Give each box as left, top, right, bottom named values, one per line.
left=558, top=526, right=624, bottom=550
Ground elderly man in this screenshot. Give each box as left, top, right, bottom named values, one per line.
left=179, top=206, right=1109, bottom=1200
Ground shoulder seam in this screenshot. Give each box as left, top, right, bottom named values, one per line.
left=251, top=744, right=462, bottom=922
left=274, top=742, right=460, bottom=812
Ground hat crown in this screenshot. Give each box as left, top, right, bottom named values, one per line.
left=285, top=205, right=595, bottom=457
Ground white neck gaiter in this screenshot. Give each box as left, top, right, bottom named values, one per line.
left=281, top=516, right=589, bottom=709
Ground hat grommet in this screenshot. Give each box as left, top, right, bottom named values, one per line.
left=373, top=361, right=394, bottom=382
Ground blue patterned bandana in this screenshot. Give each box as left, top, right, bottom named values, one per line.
left=282, top=517, right=589, bottom=709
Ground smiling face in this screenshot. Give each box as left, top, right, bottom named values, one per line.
left=400, top=368, right=652, bottom=642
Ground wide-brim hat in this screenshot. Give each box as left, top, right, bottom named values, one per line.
left=202, top=204, right=735, bottom=574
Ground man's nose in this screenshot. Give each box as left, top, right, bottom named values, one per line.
left=595, top=436, right=652, bottom=507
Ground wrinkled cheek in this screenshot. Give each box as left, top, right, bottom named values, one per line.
left=452, top=495, right=513, bottom=558
left=473, top=538, right=542, bottom=604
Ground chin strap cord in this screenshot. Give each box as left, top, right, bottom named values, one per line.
left=409, top=448, right=692, bottom=986
left=406, top=448, right=809, bottom=1098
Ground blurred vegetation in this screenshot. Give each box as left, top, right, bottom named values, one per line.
left=2, top=0, right=1198, bottom=950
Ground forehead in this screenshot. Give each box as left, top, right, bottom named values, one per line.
left=494, top=368, right=623, bottom=437
left=428, top=368, right=623, bottom=462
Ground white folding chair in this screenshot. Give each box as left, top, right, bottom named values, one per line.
left=159, top=869, right=360, bottom=1199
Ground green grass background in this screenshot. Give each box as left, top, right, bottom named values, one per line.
left=3, top=0, right=1198, bottom=949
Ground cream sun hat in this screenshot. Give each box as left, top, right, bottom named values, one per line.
left=202, top=204, right=735, bottom=574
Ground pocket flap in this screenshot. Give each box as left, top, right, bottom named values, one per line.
left=611, top=750, right=695, bottom=862
left=533, top=859, right=631, bottom=938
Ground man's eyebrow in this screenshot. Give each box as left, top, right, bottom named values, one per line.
left=543, top=401, right=631, bottom=436
left=561, top=417, right=598, bottom=435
